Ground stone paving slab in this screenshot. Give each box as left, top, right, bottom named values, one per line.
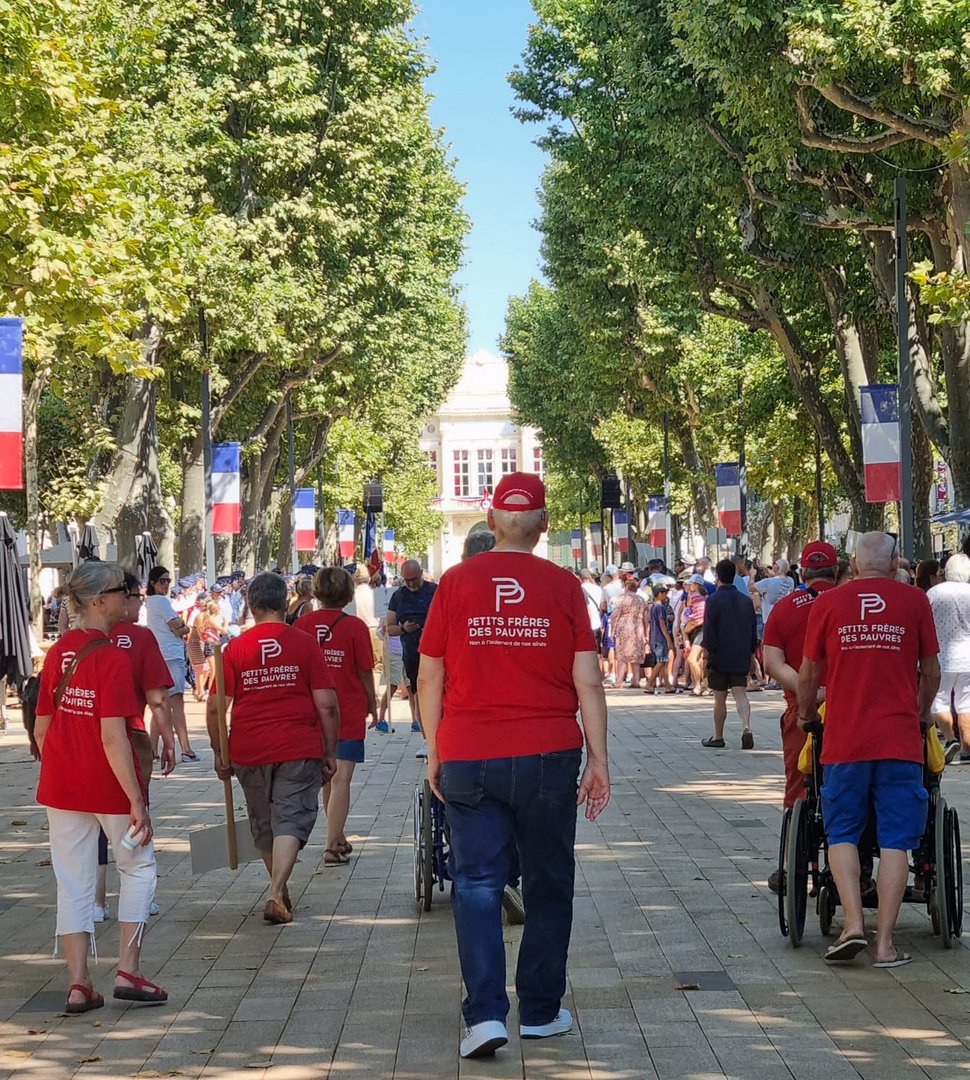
left=0, top=687, right=968, bottom=1079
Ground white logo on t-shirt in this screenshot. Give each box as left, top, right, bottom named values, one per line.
left=259, top=638, right=283, bottom=665
left=60, top=652, right=76, bottom=673
left=859, top=593, right=887, bottom=620
left=492, top=577, right=525, bottom=613
left=316, top=625, right=333, bottom=644
left=114, top=634, right=132, bottom=650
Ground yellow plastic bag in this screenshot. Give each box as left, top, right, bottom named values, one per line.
left=797, top=703, right=825, bottom=774
left=925, top=731, right=945, bottom=775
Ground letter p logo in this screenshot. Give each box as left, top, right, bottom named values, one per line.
left=492, top=577, right=526, bottom=613
left=259, top=638, right=283, bottom=666
left=114, top=634, right=132, bottom=650
left=859, top=592, right=887, bottom=620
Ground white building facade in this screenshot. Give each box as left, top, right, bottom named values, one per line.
left=420, top=350, right=547, bottom=576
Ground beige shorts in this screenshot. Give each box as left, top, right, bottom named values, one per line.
left=933, top=672, right=970, bottom=716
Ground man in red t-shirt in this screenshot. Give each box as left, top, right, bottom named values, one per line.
left=207, top=572, right=339, bottom=925
left=798, top=532, right=940, bottom=968
left=418, top=472, right=609, bottom=1060
left=763, top=541, right=840, bottom=889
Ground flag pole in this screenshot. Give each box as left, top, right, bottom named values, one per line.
left=200, top=308, right=216, bottom=586
left=895, top=177, right=914, bottom=557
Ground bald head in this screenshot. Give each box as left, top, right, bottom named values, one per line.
left=853, top=532, right=897, bottom=575
left=487, top=507, right=548, bottom=550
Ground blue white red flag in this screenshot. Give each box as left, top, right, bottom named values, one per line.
left=293, top=488, right=315, bottom=551
left=0, top=318, right=23, bottom=490
left=715, top=463, right=742, bottom=536
left=337, top=509, right=355, bottom=559
left=571, top=529, right=582, bottom=559
left=211, top=443, right=241, bottom=534
left=648, top=495, right=667, bottom=549
left=613, top=509, right=629, bottom=553
left=383, top=528, right=395, bottom=559
left=590, top=522, right=603, bottom=559
left=861, top=384, right=902, bottom=503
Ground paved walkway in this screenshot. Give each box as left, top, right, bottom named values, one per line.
left=0, top=689, right=968, bottom=1080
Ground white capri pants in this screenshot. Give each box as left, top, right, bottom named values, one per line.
left=46, top=808, right=156, bottom=936
left=932, top=672, right=970, bottom=717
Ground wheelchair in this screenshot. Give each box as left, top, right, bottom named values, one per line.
left=413, top=779, right=450, bottom=911
left=778, top=729, right=963, bottom=949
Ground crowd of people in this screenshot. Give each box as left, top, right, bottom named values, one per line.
left=20, top=481, right=970, bottom=1057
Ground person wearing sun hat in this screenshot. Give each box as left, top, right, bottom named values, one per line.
left=417, top=471, right=610, bottom=1060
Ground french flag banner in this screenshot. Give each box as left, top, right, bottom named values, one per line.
left=861, top=384, right=902, bottom=503
left=211, top=442, right=241, bottom=534
left=590, top=521, right=603, bottom=559
left=613, top=509, right=629, bottom=553
left=383, top=528, right=395, bottom=560
left=715, top=463, right=742, bottom=536
left=648, top=495, right=667, bottom=549
left=0, top=318, right=24, bottom=490
left=293, top=488, right=316, bottom=551
left=337, top=509, right=355, bottom=559
left=571, top=529, right=582, bottom=560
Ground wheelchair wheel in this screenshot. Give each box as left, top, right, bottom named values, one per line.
left=785, top=799, right=810, bottom=947
left=421, top=779, right=434, bottom=912
left=413, top=783, right=424, bottom=903
left=818, top=883, right=836, bottom=937
left=936, top=800, right=963, bottom=948
left=778, top=807, right=791, bottom=938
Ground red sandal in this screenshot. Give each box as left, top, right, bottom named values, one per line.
left=113, top=970, right=168, bottom=1004
left=65, top=983, right=104, bottom=1014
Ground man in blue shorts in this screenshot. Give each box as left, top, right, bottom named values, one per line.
left=797, top=532, right=940, bottom=968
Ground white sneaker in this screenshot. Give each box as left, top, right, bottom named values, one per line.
left=93, top=904, right=107, bottom=923
left=520, top=1008, right=573, bottom=1039
left=148, top=900, right=160, bottom=916
left=460, top=1020, right=508, bottom=1058
left=415, top=741, right=428, bottom=759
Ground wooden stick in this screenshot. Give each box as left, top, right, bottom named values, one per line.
left=212, top=643, right=238, bottom=870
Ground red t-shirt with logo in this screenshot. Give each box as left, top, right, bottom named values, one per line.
left=762, top=580, right=837, bottom=705
left=802, top=578, right=939, bottom=765
left=419, top=551, right=596, bottom=761
left=294, top=610, right=374, bottom=742
left=109, top=623, right=173, bottom=732
left=36, top=629, right=143, bottom=814
left=222, top=622, right=334, bottom=767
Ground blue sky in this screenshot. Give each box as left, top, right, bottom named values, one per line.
left=411, top=1, right=546, bottom=356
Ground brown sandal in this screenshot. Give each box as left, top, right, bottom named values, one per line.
left=324, top=848, right=350, bottom=866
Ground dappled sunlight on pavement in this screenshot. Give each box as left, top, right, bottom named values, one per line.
left=0, top=691, right=967, bottom=1078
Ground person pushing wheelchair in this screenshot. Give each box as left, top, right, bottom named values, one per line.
left=797, top=532, right=940, bottom=968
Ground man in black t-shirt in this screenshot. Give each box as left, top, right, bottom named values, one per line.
left=701, top=559, right=757, bottom=750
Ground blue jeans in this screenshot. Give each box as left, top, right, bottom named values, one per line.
left=440, top=749, right=582, bottom=1027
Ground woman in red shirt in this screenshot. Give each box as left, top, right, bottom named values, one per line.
left=209, top=572, right=339, bottom=923
left=296, top=568, right=376, bottom=865
left=34, top=561, right=167, bottom=1014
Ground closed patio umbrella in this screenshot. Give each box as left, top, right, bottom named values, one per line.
left=136, top=531, right=158, bottom=580
left=77, top=523, right=100, bottom=562
left=0, top=512, right=31, bottom=684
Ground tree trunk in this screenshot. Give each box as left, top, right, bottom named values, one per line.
left=24, top=364, right=50, bottom=635
left=236, top=413, right=286, bottom=575
left=912, top=416, right=933, bottom=558
left=670, top=414, right=716, bottom=534
left=179, top=433, right=205, bottom=574
left=92, top=330, right=175, bottom=574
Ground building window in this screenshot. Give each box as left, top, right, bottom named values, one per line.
left=477, top=449, right=493, bottom=494
left=453, top=450, right=470, bottom=496
left=425, top=450, right=438, bottom=476
left=532, top=446, right=544, bottom=477
left=500, top=448, right=517, bottom=475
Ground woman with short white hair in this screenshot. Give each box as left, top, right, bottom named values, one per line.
left=34, top=561, right=166, bottom=1014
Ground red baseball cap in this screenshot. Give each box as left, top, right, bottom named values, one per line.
left=800, top=541, right=838, bottom=569
left=492, top=472, right=546, bottom=512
